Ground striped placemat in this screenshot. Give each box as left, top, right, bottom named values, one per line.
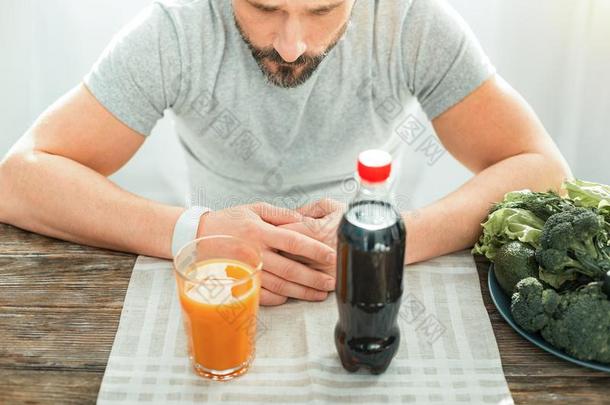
left=97, top=251, right=513, bottom=404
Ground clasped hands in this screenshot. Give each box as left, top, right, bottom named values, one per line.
left=197, top=199, right=346, bottom=306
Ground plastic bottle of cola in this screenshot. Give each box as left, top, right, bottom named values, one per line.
left=334, top=149, right=407, bottom=374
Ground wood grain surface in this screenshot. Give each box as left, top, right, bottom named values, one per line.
left=1, top=223, right=609, bottom=404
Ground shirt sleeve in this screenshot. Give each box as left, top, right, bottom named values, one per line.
left=402, top=0, right=496, bottom=120
left=83, top=2, right=183, bottom=137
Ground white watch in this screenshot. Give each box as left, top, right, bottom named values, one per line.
left=171, top=206, right=212, bottom=257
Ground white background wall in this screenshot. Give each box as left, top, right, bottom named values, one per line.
left=1, top=0, right=609, bottom=208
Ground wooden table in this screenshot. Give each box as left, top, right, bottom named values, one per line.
left=1, top=223, right=609, bottom=404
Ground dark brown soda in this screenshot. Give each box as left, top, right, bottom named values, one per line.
left=334, top=200, right=406, bottom=374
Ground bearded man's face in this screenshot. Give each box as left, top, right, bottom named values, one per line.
left=233, top=0, right=355, bottom=88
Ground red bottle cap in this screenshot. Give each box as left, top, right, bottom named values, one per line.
left=357, top=150, right=392, bottom=183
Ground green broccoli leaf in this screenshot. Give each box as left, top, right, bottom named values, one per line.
left=565, top=179, right=610, bottom=219
left=538, top=267, right=577, bottom=289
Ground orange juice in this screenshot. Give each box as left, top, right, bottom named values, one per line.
left=177, top=259, right=260, bottom=377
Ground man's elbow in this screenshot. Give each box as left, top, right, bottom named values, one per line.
left=0, top=154, right=15, bottom=224
left=0, top=152, right=29, bottom=224
left=539, top=152, right=573, bottom=194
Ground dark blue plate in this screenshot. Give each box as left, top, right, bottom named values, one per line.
left=488, top=265, right=610, bottom=373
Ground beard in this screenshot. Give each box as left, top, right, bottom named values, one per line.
left=234, top=18, right=349, bottom=89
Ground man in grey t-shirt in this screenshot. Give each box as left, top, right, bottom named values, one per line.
left=0, top=0, right=571, bottom=306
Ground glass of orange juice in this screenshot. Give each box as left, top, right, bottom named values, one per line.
left=173, top=235, right=262, bottom=381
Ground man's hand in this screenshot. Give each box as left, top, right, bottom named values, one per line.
left=197, top=202, right=337, bottom=306
left=280, top=199, right=346, bottom=281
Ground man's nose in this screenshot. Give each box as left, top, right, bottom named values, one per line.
left=273, top=17, right=307, bottom=63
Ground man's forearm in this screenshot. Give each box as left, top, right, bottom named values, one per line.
left=402, top=152, right=572, bottom=264
left=0, top=151, right=184, bottom=259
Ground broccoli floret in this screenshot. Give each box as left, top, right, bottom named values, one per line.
left=542, top=288, right=561, bottom=314
left=494, top=241, right=538, bottom=295
left=510, top=278, right=559, bottom=333
left=541, top=284, right=610, bottom=363
left=536, top=249, right=583, bottom=276
left=536, top=207, right=610, bottom=281
left=539, top=208, right=601, bottom=254
left=572, top=209, right=603, bottom=242
left=511, top=278, right=610, bottom=364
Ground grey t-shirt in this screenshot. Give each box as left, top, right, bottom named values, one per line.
left=84, top=0, right=495, bottom=210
